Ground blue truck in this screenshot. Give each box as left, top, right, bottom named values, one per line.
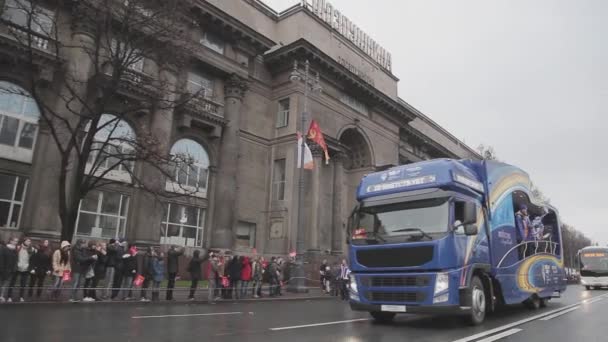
left=347, top=159, right=567, bottom=325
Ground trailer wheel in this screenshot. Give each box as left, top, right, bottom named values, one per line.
left=370, top=311, right=396, bottom=324
left=539, top=298, right=548, bottom=308
left=585, top=286, right=591, bottom=291
left=466, top=276, right=486, bottom=326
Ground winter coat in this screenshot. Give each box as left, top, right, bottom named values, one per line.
left=138, top=252, right=154, bottom=277
left=71, top=246, right=87, bottom=274
left=241, top=257, right=252, bottom=281
left=122, top=254, right=137, bottom=276
left=94, top=251, right=108, bottom=279
left=0, top=245, right=18, bottom=280
left=252, top=261, right=263, bottom=281
left=228, top=258, right=242, bottom=281
left=188, top=252, right=204, bottom=281
left=105, top=244, right=119, bottom=268
left=52, top=250, right=71, bottom=277
left=207, top=259, right=219, bottom=280
left=167, top=248, right=183, bottom=274
left=16, top=245, right=35, bottom=272
left=152, top=258, right=165, bottom=283
left=29, top=247, right=52, bottom=276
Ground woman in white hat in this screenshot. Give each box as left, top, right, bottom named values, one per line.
left=51, top=241, right=71, bottom=300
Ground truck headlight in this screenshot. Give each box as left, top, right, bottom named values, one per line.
left=434, top=273, right=449, bottom=295
left=350, top=274, right=358, bottom=294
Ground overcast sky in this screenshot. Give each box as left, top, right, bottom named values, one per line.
left=263, top=0, right=607, bottom=245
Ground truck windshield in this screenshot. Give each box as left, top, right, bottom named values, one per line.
left=580, top=250, right=608, bottom=276
left=354, top=197, right=449, bottom=243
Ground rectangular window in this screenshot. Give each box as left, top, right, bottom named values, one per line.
left=187, top=72, right=214, bottom=98
left=276, top=98, right=290, bottom=128
left=160, top=203, right=205, bottom=247
left=236, top=221, right=256, bottom=249
left=0, top=173, right=27, bottom=229
left=2, top=0, right=54, bottom=36
left=272, top=159, right=286, bottom=201
left=200, top=31, right=224, bottom=54
left=75, top=190, right=129, bottom=239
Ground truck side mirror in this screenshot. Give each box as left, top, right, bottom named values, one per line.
left=462, top=202, right=477, bottom=225
left=464, top=224, right=478, bottom=236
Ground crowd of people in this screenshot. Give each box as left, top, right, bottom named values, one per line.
left=319, top=259, right=351, bottom=301
left=0, top=236, right=300, bottom=304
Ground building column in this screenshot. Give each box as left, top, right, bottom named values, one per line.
left=25, top=16, right=96, bottom=238
left=307, top=145, right=324, bottom=253
left=331, top=152, right=346, bottom=254
left=129, top=64, right=178, bottom=244
left=211, top=74, right=248, bottom=249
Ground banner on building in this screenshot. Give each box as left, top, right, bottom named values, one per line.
left=297, top=132, right=314, bottom=170
left=307, top=120, right=330, bottom=164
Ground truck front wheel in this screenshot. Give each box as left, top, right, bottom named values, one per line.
left=370, top=311, right=396, bottom=324
left=466, top=276, right=487, bottom=326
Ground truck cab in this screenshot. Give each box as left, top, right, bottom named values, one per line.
left=347, top=159, right=566, bottom=325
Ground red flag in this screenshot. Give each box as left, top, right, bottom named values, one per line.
left=307, top=120, right=330, bottom=164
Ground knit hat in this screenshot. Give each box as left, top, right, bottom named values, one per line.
left=60, top=241, right=71, bottom=249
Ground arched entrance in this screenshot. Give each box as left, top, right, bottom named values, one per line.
left=339, top=127, right=372, bottom=170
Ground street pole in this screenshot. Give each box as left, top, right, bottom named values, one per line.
left=289, top=60, right=321, bottom=293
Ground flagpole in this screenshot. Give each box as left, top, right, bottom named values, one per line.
left=289, top=59, right=322, bottom=293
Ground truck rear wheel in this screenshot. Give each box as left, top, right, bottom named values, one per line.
left=585, top=286, right=591, bottom=290
left=466, top=276, right=486, bottom=326
left=370, top=311, right=396, bottom=324
left=524, top=295, right=541, bottom=310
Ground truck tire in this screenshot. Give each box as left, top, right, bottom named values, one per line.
left=539, top=298, right=548, bottom=308
left=585, top=286, right=591, bottom=291
left=370, top=311, right=396, bottom=324
left=524, top=295, right=541, bottom=310
left=466, top=276, right=486, bottom=326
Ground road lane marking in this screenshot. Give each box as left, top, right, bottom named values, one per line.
left=132, top=311, right=243, bottom=319
left=583, top=297, right=605, bottom=305
left=270, top=318, right=371, bottom=331
left=451, top=293, right=608, bottom=342
left=540, top=306, right=580, bottom=321
left=477, top=328, right=522, bottom=342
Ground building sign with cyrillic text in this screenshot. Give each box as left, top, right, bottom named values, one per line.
left=301, top=0, right=392, bottom=72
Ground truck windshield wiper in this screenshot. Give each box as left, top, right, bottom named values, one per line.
left=367, top=231, right=387, bottom=243
left=391, top=228, right=433, bottom=241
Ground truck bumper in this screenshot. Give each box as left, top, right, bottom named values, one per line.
left=350, top=301, right=471, bottom=315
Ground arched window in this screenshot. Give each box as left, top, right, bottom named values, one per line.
left=168, top=139, right=209, bottom=198
left=0, top=81, right=40, bottom=163
left=85, top=114, right=136, bottom=183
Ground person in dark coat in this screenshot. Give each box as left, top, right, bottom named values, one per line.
left=165, top=245, right=184, bottom=300
left=28, top=240, right=52, bottom=298
left=110, top=239, right=127, bottom=300
left=228, top=255, right=242, bottom=300
left=0, top=237, right=19, bottom=302
left=81, top=241, right=99, bottom=302
left=8, top=237, right=35, bottom=302
left=188, top=250, right=204, bottom=300
left=90, top=242, right=108, bottom=301
left=138, top=247, right=154, bottom=302
left=119, top=245, right=137, bottom=300
left=103, top=239, right=119, bottom=299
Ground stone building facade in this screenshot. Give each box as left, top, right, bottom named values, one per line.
left=0, top=0, right=478, bottom=256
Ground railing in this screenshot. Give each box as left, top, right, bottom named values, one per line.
left=497, top=240, right=561, bottom=268
left=0, top=21, right=54, bottom=52
left=184, top=93, right=224, bottom=118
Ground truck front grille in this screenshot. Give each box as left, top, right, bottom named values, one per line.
left=365, top=291, right=426, bottom=303
left=361, top=275, right=431, bottom=287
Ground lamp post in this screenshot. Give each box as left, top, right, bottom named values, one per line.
left=288, top=59, right=322, bottom=292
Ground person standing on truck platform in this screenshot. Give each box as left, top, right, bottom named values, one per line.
left=515, top=205, right=531, bottom=258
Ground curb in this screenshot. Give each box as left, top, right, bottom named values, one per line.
left=0, top=295, right=334, bottom=306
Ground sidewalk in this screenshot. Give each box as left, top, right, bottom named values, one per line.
left=0, top=285, right=332, bottom=305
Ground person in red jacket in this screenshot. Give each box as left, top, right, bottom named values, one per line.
left=240, top=256, right=252, bottom=299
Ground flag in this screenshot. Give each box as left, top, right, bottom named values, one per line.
left=307, top=120, right=330, bottom=164
left=297, top=132, right=314, bottom=170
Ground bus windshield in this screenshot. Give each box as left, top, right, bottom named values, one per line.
left=352, top=197, right=450, bottom=244
left=580, top=250, right=608, bottom=276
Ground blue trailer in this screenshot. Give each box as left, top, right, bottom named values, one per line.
left=347, top=159, right=567, bottom=325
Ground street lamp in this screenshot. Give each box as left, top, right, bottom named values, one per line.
left=288, top=59, right=322, bottom=293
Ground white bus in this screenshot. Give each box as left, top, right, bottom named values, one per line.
left=578, top=247, right=608, bottom=290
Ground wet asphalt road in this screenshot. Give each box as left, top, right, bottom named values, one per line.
left=0, top=285, right=606, bottom=342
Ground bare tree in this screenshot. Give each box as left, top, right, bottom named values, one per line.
left=1, top=0, right=202, bottom=240
left=476, top=143, right=498, bottom=161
